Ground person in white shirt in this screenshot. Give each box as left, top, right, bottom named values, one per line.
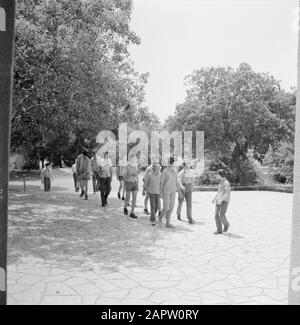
left=212, top=169, right=231, bottom=234
left=177, top=161, right=195, bottom=224
left=41, top=163, right=53, bottom=192
left=76, top=149, right=92, bottom=200
left=98, top=152, right=113, bottom=207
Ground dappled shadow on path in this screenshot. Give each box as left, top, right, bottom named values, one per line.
left=8, top=185, right=180, bottom=272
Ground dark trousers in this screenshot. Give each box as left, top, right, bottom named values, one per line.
left=215, top=201, right=229, bottom=233
left=44, top=177, right=51, bottom=192
left=149, top=193, right=160, bottom=222
left=177, top=189, right=192, bottom=220
left=99, top=177, right=111, bottom=204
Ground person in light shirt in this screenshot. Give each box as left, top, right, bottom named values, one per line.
left=144, top=162, right=161, bottom=226
left=159, top=157, right=184, bottom=228
left=76, top=149, right=92, bottom=200
left=91, top=152, right=100, bottom=194
left=41, top=163, right=53, bottom=192
left=212, top=169, right=231, bottom=235
left=98, top=152, right=113, bottom=207
left=177, top=161, right=195, bottom=224
left=123, top=154, right=139, bottom=219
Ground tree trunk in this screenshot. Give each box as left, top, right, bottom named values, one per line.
left=0, top=0, right=16, bottom=305
left=288, top=0, right=300, bottom=305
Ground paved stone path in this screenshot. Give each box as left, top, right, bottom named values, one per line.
left=7, top=172, right=292, bottom=305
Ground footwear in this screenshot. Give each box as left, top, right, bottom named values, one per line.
left=177, top=215, right=181, bottom=221
left=124, top=208, right=128, bottom=215
left=118, top=192, right=121, bottom=199
left=188, top=219, right=195, bottom=224
left=80, top=191, right=84, bottom=198
left=223, top=223, right=230, bottom=233
left=122, top=196, right=125, bottom=201
left=85, top=195, right=88, bottom=200
left=129, top=213, right=138, bottom=219
left=102, top=202, right=106, bottom=207
left=144, top=209, right=149, bottom=215
left=166, top=223, right=176, bottom=229
left=151, top=222, right=156, bottom=226
left=157, top=217, right=162, bottom=225
left=214, top=231, right=222, bottom=235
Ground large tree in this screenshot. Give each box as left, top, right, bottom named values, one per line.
left=11, top=0, right=158, bottom=167
left=167, top=63, right=295, bottom=184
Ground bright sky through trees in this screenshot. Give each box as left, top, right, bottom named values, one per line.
left=129, top=0, right=299, bottom=122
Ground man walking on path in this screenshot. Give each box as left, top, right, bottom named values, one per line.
left=144, top=162, right=161, bottom=226
left=177, top=161, right=195, bottom=224
left=98, top=152, right=113, bottom=207
left=76, top=149, right=91, bottom=200
left=212, top=169, right=231, bottom=235
left=159, top=157, right=184, bottom=228
left=123, top=155, right=139, bottom=219
left=91, top=152, right=100, bottom=194
left=41, top=163, right=53, bottom=192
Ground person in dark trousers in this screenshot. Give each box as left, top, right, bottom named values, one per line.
left=98, top=152, right=113, bottom=207
left=123, top=155, right=139, bottom=219
left=177, top=161, right=195, bottom=224
left=41, top=163, right=53, bottom=192
left=212, top=169, right=231, bottom=235
left=144, top=162, right=161, bottom=226
left=91, top=152, right=100, bottom=194
left=159, top=157, right=184, bottom=228
left=76, top=149, right=92, bottom=200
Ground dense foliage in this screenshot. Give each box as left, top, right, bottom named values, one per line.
left=12, top=0, right=159, bottom=167
left=166, top=63, right=295, bottom=185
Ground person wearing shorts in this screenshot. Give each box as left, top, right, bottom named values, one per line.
left=124, top=155, right=139, bottom=219
left=116, top=156, right=127, bottom=200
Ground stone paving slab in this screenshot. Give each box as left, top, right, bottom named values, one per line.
left=7, top=176, right=292, bottom=305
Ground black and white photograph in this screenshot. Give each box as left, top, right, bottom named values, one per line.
left=1, top=0, right=300, bottom=309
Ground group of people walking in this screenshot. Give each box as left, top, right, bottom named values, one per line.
left=71, top=149, right=232, bottom=234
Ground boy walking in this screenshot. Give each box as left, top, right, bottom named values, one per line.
left=159, top=157, right=184, bottom=228
left=212, top=169, right=231, bottom=234
left=177, top=161, right=195, bottom=224
left=144, top=162, right=161, bottom=226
